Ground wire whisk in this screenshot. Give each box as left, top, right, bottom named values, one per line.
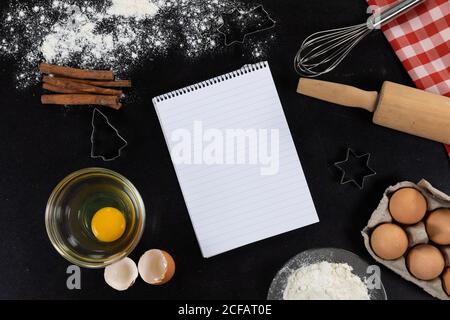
left=294, top=0, right=425, bottom=77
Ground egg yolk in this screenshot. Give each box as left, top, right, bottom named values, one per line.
left=91, top=207, right=126, bottom=242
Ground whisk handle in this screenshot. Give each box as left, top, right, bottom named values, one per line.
left=368, top=0, right=425, bottom=29
left=297, top=78, right=379, bottom=112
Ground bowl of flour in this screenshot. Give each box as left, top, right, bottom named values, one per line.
left=267, top=248, right=387, bottom=300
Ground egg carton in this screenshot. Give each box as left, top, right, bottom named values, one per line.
left=362, top=180, right=450, bottom=300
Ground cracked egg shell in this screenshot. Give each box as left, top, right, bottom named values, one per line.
left=138, top=249, right=175, bottom=285
left=104, top=257, right=138, bottom=291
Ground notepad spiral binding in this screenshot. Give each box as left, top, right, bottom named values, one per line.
left=153, top=61, right=268, bottom=103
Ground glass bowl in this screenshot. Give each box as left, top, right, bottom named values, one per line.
left=45, top=168, right=145, bottom=268
left=267, top=247, right=387, bottom=300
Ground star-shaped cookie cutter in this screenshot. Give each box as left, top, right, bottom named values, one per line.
left=334, top=148, right=376, bottom=189
left=217, top=5, right=276, bottom=46
left=90, top=108, right=128, bottom=162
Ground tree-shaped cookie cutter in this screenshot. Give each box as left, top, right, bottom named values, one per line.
left=90, top=108, right=128, bottom=162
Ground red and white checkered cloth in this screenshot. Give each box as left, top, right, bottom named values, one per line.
left=367, top=0, right=450, bottom=156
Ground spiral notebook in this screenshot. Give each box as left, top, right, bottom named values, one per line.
left=153, top=61, right=319, bottom=258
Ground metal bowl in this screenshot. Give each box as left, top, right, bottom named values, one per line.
left=268, top=247, right=387, bottom=300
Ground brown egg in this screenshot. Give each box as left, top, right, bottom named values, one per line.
left=443, top=268, right=450, bottom=296
left=389, top=188, right=427, bottom=225
left=370, top=223, right=409, bottom=260
left=426, top=209, right=450, bottom=245
left=406, top=244, right=445, bottom=281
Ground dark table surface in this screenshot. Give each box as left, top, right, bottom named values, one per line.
left=0, top=0, right=449, bottom=300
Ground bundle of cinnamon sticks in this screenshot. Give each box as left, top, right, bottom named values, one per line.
left=40, top=63, right=131, bottom=110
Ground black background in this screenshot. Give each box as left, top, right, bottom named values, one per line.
left=0, top=0, right=449, bottom=300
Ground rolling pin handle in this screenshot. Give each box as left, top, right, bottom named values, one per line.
left=297, top=78, right=379, bottom=113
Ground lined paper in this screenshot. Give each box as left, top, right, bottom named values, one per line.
left=153, top=61, right=319, bottom=257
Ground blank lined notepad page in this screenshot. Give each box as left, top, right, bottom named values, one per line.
left=153, top=61, right=319, bottom=257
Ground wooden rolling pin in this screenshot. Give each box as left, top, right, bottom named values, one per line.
left=298, top=78, right=450, bottom=144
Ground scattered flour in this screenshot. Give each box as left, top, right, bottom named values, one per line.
left=107, top=0, right=159, bottom=20
left=0, top=0, right=275, bottom=89
left=283, top=261, right=370, bottom=300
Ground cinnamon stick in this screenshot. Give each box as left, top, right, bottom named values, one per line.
left=43, top=76, right=123, bottom=96
left=41, top=94, right=122, bottom=110
left=52, top=77, right=132, bottom=88
left=39, top=63, right=115, bottom=80
left=42, top=83, right=83, bottom=94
